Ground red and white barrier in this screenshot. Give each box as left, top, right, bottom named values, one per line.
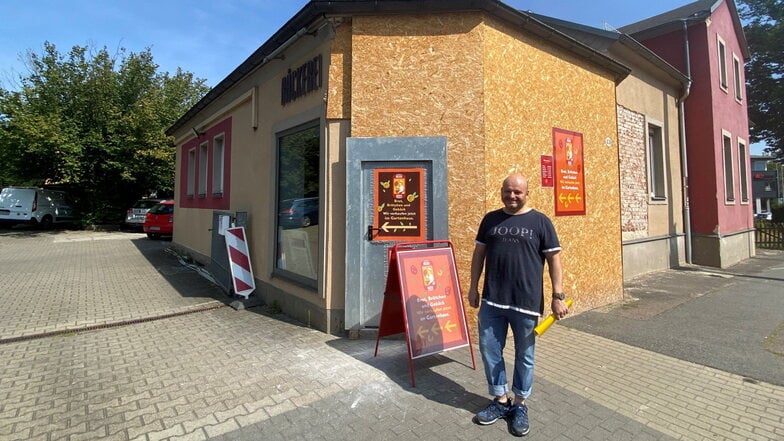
left=225, top=227, right=255, bottom=298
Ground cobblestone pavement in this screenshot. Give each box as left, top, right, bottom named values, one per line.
left=0, top=230, right=783, bottom=440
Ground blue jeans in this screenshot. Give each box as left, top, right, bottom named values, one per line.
left=478, top=302, right=537, bottom=399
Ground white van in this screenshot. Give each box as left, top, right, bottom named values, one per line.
left=0, top=187, right=77, bottom=228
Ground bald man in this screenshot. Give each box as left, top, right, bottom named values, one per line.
left=468, top=174, right=567, bottom=437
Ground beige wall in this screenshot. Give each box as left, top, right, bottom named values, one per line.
left=614, top=45, right=686, bottom=279
left=172, top=10, right=632, bottom=333
left=172, top=30, right=337, bottom=321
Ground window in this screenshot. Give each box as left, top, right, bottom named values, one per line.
left=179, top=117, right=231, bottom=210
left=212, top=134, right=225, bottom=196
left=718, top=37, right=728, bottom=91
left=733, top=55, right=743, bottom=102
left=647, top=123, right=666, bottom=200
left=198, top=142, right=208, bottom=197
left=275, top=122, right=320, bottom=283
left=738, top=139, right=748, bottom=203
left=722, top=132, right=734, bottom=202
left=187, top=148, right=196, bottom=197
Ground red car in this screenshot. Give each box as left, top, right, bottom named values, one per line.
left=143, top=200, right=174, bottom=239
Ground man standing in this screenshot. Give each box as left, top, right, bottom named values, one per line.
left=468, top=173, right=568, bottom=437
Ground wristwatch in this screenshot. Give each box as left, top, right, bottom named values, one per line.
left=552, top=292, right=566, bottom=301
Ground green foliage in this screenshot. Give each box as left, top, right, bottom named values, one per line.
left=738, top=0, right=784, bottom=160
left=772, top=201, right=784, bottom=222
left=0, top=42, right=210, bottom=223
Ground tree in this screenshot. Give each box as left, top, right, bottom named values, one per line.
left=0, top=42, right=209, bottom=223
left=739, top=0, right=784, bottom=160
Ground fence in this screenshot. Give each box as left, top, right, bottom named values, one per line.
left=755, top=221, right=784, bottom=249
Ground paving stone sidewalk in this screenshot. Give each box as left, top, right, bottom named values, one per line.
left=0, top=230, right=782, bottom=440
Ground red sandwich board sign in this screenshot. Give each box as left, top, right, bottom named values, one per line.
left=225, top=226, right=256, bottom=299
left=374, top=241, right=475, bottom=387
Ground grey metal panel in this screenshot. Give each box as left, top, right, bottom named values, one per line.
left=345, top=136, right=448, bottom=330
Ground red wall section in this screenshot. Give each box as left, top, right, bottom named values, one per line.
left=179, top=117, right=232, bottom=210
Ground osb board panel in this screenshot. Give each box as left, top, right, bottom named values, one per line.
left=327, top=20, right=352, bottom=120
left=349, top=13, right=487, bottom=308
left=481, top=19, right=624, bottom=314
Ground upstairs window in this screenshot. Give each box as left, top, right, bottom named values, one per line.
left=733, top=55, right=743, bottom=102
left=187, top=148, right=196, bottom=197
left=718, top=36, right=728, bottom=91
left=198, top=142, right=209, bottom=197
left=212, top=134, right=225, bottom=196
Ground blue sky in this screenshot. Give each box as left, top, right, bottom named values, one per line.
left=0, top=0, right=764, bottom=153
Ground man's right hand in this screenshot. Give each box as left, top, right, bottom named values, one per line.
left=468, top=288, right=480, bottom=308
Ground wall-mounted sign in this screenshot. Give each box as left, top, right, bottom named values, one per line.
left=553, top=128, right=586, bottom=216
left=373, top=168, right=426, bottom=241
left=541, top=155, right=554, bottom=187
left=281, top=54, right=322, bottom=106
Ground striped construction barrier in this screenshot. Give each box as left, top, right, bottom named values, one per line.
left=225, top=226, right=256, bottom=298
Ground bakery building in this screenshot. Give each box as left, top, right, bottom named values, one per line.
left=166, top=0, right=634, bottom=334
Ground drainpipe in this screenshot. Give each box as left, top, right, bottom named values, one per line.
left=679, top=18, right=693, bottom=264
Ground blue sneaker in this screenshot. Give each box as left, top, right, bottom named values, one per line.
left=475, top=398, right=511, bottom=425
left=509, top=403, right=530, bottom=436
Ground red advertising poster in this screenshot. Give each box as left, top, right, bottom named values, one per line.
left=396, top=247, right=469, bottom=359
left=373, top=168, right=426, bottom=241
left=541, top=155, right=554, bottom=187
left=552, top=128, right=586, bottom=216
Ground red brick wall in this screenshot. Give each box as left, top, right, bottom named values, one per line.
left=617, top=105, right=648, bottom=237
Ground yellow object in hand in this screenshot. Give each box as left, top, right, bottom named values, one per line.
left=534, top=299, right=573, bottom=336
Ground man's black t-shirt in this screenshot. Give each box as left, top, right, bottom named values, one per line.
left=475, top=208, right=561, bottom=316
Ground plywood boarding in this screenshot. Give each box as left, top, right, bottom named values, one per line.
left=482, top=18, right=624, bottom=313
left=349, top=12, right=624, bottom=329
left=349, top=13, right=487, bottom=302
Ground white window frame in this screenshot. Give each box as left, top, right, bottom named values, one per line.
left=198, top=142, right=209, bottom=197
left=212, top=134, right=225, bottom=196
left=738, top=138, right=749, bottom=204
left=187, top=148, right=196, bottom=197
left=722, top=131, right=735, bottom=204
left=717, top=36, right=728, bottom=92
left=732, top=54, right=743, bottom=102
left=646, top=120, right=667, bottom=201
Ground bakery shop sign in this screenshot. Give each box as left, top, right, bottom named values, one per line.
left=281, top=54, right=322, bottom=105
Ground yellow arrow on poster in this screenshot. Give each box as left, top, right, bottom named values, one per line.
left=559, top=193, right=567, bottom=204
left=380, top=222, right=418, bottom=232
left=430, top=322, right=441, bottom=335
left=444, top=320, right=457, bottom=332
left=417, top=326, right=428, bottom=339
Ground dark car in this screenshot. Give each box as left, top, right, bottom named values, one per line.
left=279, top=197, right=318, bottom=228
left=755, top=211, right=772, bottom=221
left=124, top=198, right=163, bottom=230
left=143, top=200, right=174, bottom=239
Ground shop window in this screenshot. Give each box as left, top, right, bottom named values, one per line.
left=738, top=139, right=748, bottom=203
left=647, top=123, right=666, bottom=200
left=198, top=142, right=209, bottom=197
left=275, top=122, right=320, bottom=285
left=733, top=55, right=743, bottom=102
left=212, top=134, right=224, bottom=196
left=722, top=132, right=735, bottom=203
left=718, top=36, right=728, bottom=91
left=187, top=148, right=196, bottom=197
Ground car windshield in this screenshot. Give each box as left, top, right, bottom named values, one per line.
left=135, top=200, right=161, bottom=209
left=148, top=203, right=173, bottom=215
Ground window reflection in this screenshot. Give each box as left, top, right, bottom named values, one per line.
left=276, top=123, right=320, bottom=281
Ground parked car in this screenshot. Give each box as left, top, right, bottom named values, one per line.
left=278, top=197, right=319, bottom=228
left=143, top=200, right=174, bottom=239
left=0, top=187, right=77, bottom=228
left=124, top=198, right=163, bottom=230
left=755, top=211, right=772, bottom=221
